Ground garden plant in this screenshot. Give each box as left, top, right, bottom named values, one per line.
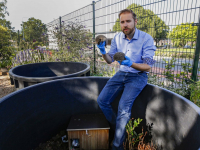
left=123, top=118, right=158, bottom=150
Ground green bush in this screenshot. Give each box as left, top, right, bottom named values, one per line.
left=190, top=81, right=200, bottom=107
left=0, top=25, right=16, bottom=69
left=51, top=21, right=93, bottom=62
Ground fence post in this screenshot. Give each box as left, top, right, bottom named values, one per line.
left=17, top=30, right=20, bottom=51
left=44, top=25, right=48, bottom=48
left=59, top=16, right=62, bottom=42
left=17, top=30, right=20, bottom=47
left=59, top=16, right=62, bottom=30
left=191, top=16, right=200, bottom=81
left=92, top=1, right=96, bottom=73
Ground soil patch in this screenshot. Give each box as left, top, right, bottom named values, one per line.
left=0, top=75, right=15, bottom=98
left=34, top=130, right=69, bottom=150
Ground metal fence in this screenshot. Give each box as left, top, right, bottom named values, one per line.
left=46, top=0, right=200, bottom=94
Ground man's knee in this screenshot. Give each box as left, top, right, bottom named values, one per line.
left=97, top=96, right=102, bottom=105
left=97, top=94, right=106, bottom=106
left=117, top=109, right=131, bottom=119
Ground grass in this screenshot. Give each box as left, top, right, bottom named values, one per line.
left=156, top=48, right=195, bottom=52
left=155, top=48, right=195, bottom=58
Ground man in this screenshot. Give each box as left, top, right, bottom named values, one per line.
left=97, top=9, right=156, bottom=150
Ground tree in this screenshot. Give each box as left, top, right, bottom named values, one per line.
left=0, top=0, right=9, bottom=19
left=0, top=0, right=12, bottom=30
left=0, top=0, right=16, bottom=69
left=0, top=25, right=10, bottom=48
left=112, top=3, right=169, bottom=46
left=0, top=0, right=11, bottom=29
left=0, top=25, right=15, bottom=68
left=21, top=17, right=47, bottom=46
left=169, top=23, right=197, bottom=47
left=0, top=0, right=17, bottom=44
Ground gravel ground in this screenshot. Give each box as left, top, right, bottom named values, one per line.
left=0, top=75, right=15, bottom=99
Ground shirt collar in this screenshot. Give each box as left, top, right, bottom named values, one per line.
left=122, top=27, right=138, bottom=40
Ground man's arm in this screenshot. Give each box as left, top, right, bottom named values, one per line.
left=121, top=35, right=156, bottom=72
left=105, top=54, right=151, bottom=71
left=97, top=41, right=115, bottom=64
left=102, top=54, right=113, bottom=64
left=120, top=56, right=152, bottom=72
left=130, top=63, right=151, bottom=72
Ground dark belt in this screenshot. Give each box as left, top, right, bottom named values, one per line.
left=138, top=71, right=148, bottom=75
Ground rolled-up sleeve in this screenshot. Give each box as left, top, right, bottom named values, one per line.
left=142, top=35, right=156, bottom=67
left=107, top=35, right=118, bottom=62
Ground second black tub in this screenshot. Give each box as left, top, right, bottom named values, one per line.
left=9, top=62, right=90, bottom=90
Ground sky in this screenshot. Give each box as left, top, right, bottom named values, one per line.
left=5, top=0, right=94, bottom=31
left=4, top=0, right=200, bottom=34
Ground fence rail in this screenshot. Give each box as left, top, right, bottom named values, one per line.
left=46, top=0, right=200, bottom=94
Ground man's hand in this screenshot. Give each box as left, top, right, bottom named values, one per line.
left=97, top=41, right=106, bottom=54
left=118, top=56, right=133, bottom=67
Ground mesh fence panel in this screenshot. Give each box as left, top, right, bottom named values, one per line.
left=45, top=0, right=200, bottom=93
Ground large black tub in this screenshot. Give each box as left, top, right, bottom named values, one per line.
left=0, top=77, right=200, bottom=150
left=9, top=62, right=90, bottom=90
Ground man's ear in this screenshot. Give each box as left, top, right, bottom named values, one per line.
left=134, top=19, right=138, bottom=25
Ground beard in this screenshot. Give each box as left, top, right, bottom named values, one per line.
left=122, top=27, right=134, bottom=35
left=122, top=23, right=136, bottom=36
left=123, top=28, right=134, bottom=35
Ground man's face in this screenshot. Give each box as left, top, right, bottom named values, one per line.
left=120, top=13, right=137, bottom=36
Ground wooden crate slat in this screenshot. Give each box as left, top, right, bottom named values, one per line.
left=67, top=113, right=110, bottom=150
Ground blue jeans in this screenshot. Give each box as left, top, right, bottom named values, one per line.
left=97, top=71, right=148, bottom=150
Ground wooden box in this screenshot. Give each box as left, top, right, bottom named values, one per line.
left=67, top=113, right=110, bottom=150
left=0, top=71, right=9, bottom=76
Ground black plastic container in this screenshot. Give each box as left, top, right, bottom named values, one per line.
left=9, top=62, right=90, bottom=90
left=0, top=77, right=200, bottom=150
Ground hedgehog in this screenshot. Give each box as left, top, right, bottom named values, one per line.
left=95, top=35, right=107, bottom=47
left=113, top=52, right=125, bottom=65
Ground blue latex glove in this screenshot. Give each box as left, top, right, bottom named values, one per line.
left=118, top=56, right=133, bottom=67
left=97, top=41, right=106, bottom=54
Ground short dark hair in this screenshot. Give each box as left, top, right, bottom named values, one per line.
left=119, top=9, right=137, bottom=20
